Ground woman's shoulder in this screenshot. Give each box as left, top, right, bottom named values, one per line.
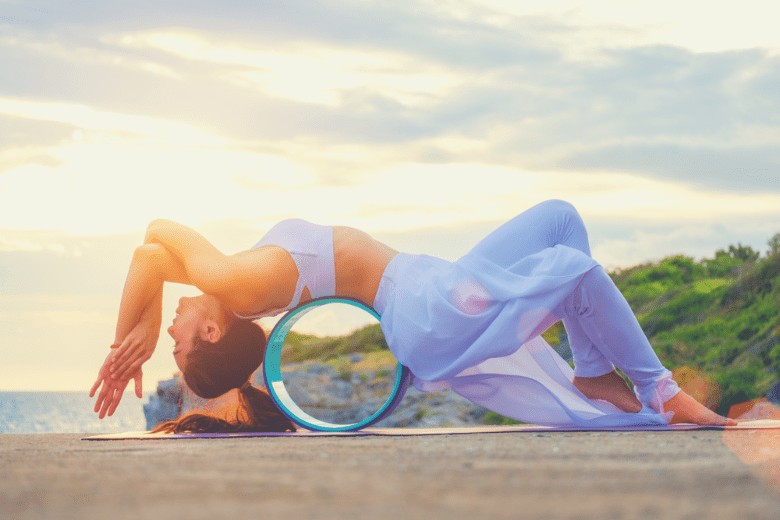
left=220, top=246, right=300, bottom=315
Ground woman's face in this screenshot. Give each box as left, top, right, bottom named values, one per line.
left=167, top=295, right=224, bottom=371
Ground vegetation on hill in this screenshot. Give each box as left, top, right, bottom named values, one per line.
left=280, top=324, right=396, bottom=380
left=281, top=325, right=389, bottom=364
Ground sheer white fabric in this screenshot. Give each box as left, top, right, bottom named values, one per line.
left=419, top=337, right=670, bottom=427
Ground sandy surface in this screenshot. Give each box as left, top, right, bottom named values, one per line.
left=2, top=430, right=780, bottom=519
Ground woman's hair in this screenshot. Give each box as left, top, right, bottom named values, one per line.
left=152, top=319, right=296, bottom=433
left=152, top=383, right=296, bottom=433
left=185, top=319, right=266, bottom=399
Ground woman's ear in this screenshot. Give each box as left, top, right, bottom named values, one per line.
left=200, top=320, right=223, bottom=343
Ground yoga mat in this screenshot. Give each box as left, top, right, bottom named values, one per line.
left=83, top=419, right=780, bottom=440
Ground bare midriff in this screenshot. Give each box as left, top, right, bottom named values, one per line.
left=331, top=226, right=399, bottom=307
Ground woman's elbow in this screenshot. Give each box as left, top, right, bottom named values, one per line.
left=132, top=243, right=167, bottom=269
left=144, top=219, right=178, bottom=244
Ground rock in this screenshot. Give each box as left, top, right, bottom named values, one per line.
left=144, top=363, right=492, bottom=430
left=142, top=376, right=182, bottom=429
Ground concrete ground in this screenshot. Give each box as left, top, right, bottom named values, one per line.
left=1, top=430, right=779, bottom=519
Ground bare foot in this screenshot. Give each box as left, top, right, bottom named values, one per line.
left=663, top=390, right=737, bottom=425
left=573, top=371, right=642, bottom=413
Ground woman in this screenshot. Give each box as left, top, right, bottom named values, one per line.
left=91, top=200, right=733, bottom=431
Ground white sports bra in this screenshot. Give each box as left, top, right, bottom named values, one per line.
left=235, top=219, right=336, bottom=319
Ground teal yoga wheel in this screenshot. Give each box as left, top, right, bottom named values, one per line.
left=263, top=297, right=411, bottom=431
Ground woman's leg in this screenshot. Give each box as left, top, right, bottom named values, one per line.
left=469, top=201, right=731, bottom=423
left=468, top=200, right=615, bottom=380
left=562, top=267, right=733, bottom=424
left=561, top=267, right=676, bottom=410
left=467, top=199, right=592, bottom=261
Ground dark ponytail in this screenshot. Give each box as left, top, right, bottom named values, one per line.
left=236, top=383, right=296, bottom=432
left=151, top=383, right=296, bottom=433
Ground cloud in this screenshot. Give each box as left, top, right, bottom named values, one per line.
left=0, top=115, right=68, bottom=174
left=0, top=114, right=72, bottom=151
left=2, top=2, right=779, bottom=197
left=3, top=0, right=555, bottom=66
left=561, top=143, right=780, bottom=192
left=587, top=214, right=780, bottom=269
left=0, top=231, right=135, bottom=294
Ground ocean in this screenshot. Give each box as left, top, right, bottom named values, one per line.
left=0, top=392, right=149, bottom=434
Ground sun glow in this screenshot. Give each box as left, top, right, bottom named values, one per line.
left=118, top=30, right=462, bottom=107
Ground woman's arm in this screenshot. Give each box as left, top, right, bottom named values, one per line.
left=92, top=218, right=282, bottom=416
left=104, top=220, right=247, bottom=381
left=113, top=243, right=187, bottom=344
left=89, top=241, right=191, bottom=417
left=144, top=219, right=234, bottom=295
left=142, top=219, right=279, bottom=313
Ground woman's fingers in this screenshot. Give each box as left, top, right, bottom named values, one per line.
left=90, top=343, right=142, bottom=417
left=112, top=350, right=147, bottom=380
left=133, top=371, right=144, bottom=398
left=89, top=350, right=114, bottom=398
left=110, top=344, right=141, bottom=376
left=92, top=374, right=140, bottom=418
left=93, top=381, right=110, bottom=414
left=89, top=376, right=102, bottom=398
left=109, top=336, right=135, bottom=367
left=98, top=388, right=113, bottom=418
left=106, top=386, right=126, bottom=417
left=110, top=334, right=155, bottom=380
left=99, top=383, right=124, bottom=418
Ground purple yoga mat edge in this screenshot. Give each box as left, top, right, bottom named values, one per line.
left=82, top=420, right=780, bottom=441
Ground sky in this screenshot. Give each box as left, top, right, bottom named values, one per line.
left=1, top=0, right=780, bottom=397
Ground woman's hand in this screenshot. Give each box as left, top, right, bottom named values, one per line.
left=89, top=351, right=143, bottom=418
left=109, top=318, right=160, bottom=382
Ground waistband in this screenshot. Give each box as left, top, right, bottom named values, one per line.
left=373, top=253, right=412, bottom=315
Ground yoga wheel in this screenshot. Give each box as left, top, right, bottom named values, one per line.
left=263, top=297, right=410, bottom=431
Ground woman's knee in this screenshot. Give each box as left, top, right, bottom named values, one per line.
left=534, top=199, right=589, bottom=252
left=534, top=199, right=580, bottom=219
left=547, top=199, right=586, bottom=228
left=565, top=266, right=612, bottom=318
